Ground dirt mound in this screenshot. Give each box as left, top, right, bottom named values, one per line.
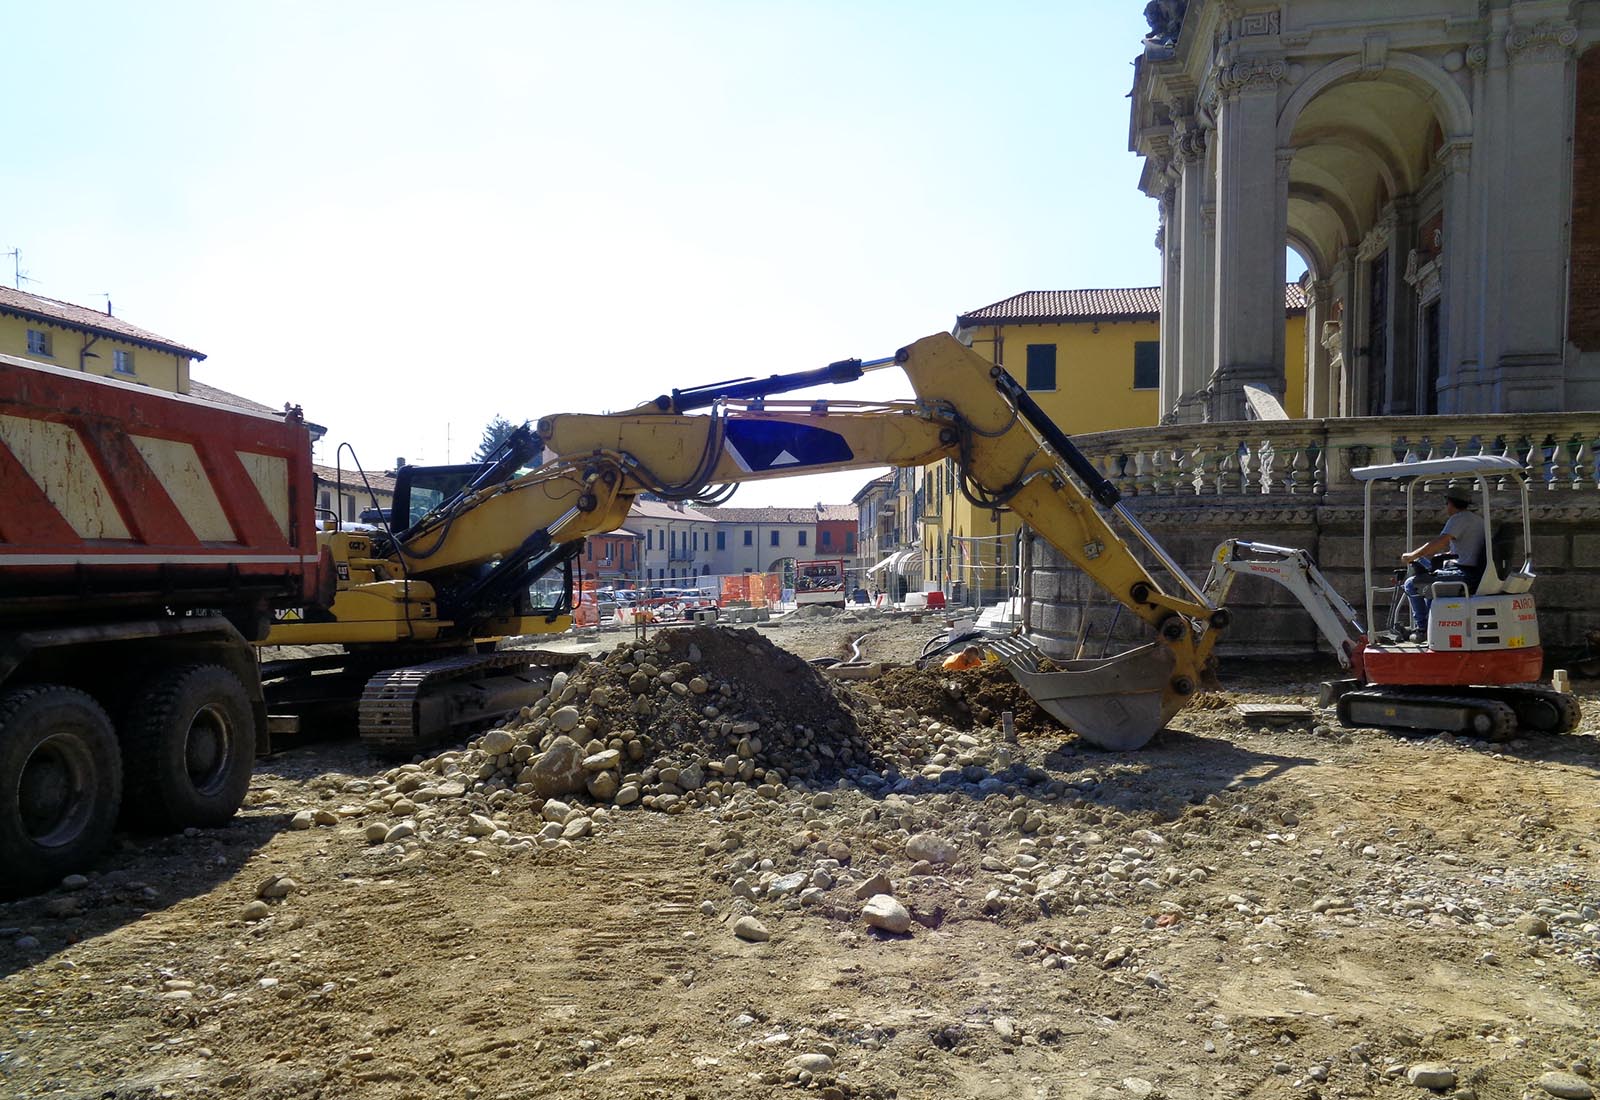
left=791, top=604, right=844, bottom=620
left=856, top=661, right=1064, bottom=735
left=370, top=626, right=889, bottom=834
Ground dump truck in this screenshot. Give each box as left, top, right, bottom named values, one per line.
left=0, top=353, right=323, bottom=894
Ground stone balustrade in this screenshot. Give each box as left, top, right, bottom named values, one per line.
left=1027, top=413, right=1600, bottom=662
left=1069, top=413, right=1600, bottom=500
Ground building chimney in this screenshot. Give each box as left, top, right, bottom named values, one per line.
left=396, top=457, right=407, bottom=469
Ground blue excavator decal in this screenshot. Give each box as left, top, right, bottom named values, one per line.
left=722, top=420, right=855, bottom=472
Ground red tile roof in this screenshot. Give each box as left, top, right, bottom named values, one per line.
left=0, top=286, right=205, bottom=359
left=313, top=463, right=397, bottom=493
left=956, top=284, right=1307, bottom=327
left=627, top=500, right=714, bottom=522
left=188, top=379, right=279, bottom=416
left=816, top=504, right=858, bottom=522
left=695, top=506, right=816, bottom=525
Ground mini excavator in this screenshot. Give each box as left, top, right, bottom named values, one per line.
left=263, top=333, right=1229, bottom=753
left=1205, top=456, right=1579, bottom=739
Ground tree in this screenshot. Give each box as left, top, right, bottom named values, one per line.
left=473, top=416, right=524, bottom=462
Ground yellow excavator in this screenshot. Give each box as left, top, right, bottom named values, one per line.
left=263, top=333, right=1230, bottom=752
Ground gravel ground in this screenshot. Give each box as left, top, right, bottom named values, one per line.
left=2, top=617, right=1597, bottom=1100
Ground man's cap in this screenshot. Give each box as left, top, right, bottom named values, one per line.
left=1444, top=492, right=1473, bottom=508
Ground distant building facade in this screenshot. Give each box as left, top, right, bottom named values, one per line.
left=0, top=286, right=205, bottom=393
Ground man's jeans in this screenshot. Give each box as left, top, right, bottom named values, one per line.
left=1404, top=557, right=1480, bottom=633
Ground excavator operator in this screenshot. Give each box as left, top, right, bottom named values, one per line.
left=1400, top=493, right=1486, bottom=640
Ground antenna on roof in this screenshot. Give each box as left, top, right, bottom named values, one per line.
left=3, top=248, right=37, bottom=290
left=98, top=294, right=112, bottom=316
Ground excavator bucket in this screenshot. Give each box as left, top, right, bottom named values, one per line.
left=986, top=635, right=1176, bottom=751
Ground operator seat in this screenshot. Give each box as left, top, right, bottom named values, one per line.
left=1472, top=523, right=1530, bottom=596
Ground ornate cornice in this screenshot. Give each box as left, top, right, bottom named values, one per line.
left=1506, top=21, right=1578, bottom=63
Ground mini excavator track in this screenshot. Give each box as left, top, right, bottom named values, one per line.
left=1334, top=685, right=1581, bottom=740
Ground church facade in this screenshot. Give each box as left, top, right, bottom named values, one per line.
left=1130, top=0, right=1600, bottom=422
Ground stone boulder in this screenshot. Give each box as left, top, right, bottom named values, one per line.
left=521, top=736, right=586, bottom=798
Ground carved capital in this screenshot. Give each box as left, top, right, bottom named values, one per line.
left=1173, top=120, right=1209, bottom=165
left=1465, top=43, right=1488, bottom=70
left=1215, top=56, right=1287, bottom=96
left=1506, top=21, right=1578, bottom=63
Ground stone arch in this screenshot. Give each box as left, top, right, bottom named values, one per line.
left=1276, top=51, right=1473, bottom=146
left=1286, top=229, right=1328, bottom=279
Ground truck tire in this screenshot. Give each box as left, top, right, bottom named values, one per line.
left=122, top=665, right=255, bottom=832
left=0, top=686, right=123, bottom=898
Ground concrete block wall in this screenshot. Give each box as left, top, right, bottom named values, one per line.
left=1027, top=494, right=1600, bottom=662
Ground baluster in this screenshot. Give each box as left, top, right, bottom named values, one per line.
left=1394, top=437, right=1414, bottom=465
left=1515, top=434, right=1535, bottom=479
left=1311, top=441, right=1327, bottom=496
left=1540, top=434, right=1561, bottom=491
left=1234, top=441, right=1252, bottom=494
left=1190, top=444, right=1209, bottom=495
left=1113, top=452, right=1136, bottom=498
left=1494, top=435, right=1513, bottom=490
left=1257, top=439, right=1276, bottom=495
left=1097, top=452, right=1119, bottom=492
left=1288, top=442, right=1311, bottom=495
left=1574, top=436, right=1597, bottom=491
left=1168, top=446, right=1187, bottom=497
left=1135, top=449, right=1156, bottom=497
left=1217, top=447, right=1237, bottom=495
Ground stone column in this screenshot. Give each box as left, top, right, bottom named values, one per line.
left=1384, top=198, right=1420, bottom=415
left=1210, top=56, right=1289, bottom=421
left=1157, top=185, right=1182, bottom=423
left=1306, top=279, right=1333, bottom=418
left=1436, top=140, right=1475, bottom=413
left=1470, top=18, right=1579, bottom=411
left=1174, top=122, right=1212, bottom=424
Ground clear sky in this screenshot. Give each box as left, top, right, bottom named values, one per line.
left=5, top=1, right=1173, bottom=507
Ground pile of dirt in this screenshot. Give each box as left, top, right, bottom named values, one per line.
left=856, top=661, right=1064, bottom=735
left=369, top=627, right=891, bottom=830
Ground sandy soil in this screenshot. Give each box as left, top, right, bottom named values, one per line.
left=2, top=616, right=1597, bottom=1100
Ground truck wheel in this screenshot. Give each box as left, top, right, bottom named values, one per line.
left=123, top=665, right=255, bottom=832
left=0, top=686, right=122, bottom=898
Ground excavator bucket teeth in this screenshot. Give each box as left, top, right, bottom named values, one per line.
left=986, top=635, right=1175, bottom=751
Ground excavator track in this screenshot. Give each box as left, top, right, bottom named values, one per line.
left=1449, top=685, right=1583, bottom=734
left=359, top=649, right=582, bottom=755
left=1337, top=690, right=1519, bottom=741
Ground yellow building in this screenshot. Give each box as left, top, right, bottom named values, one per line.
left=928, top=284, right=1307, bottom=603
left=0, top=285, right=204, bottom=392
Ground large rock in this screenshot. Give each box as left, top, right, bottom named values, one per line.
left=1405, top=1063, right=1456, bottom=1090
left=522, top=736, right=587, bottom=798
left=481, top=729, right=517, bottom=755
left=905, top=833, right=957, bottom=865
left=862, top=894, right=912, bottom=934
left=732, top=916, right=771, bottom=942
left=1539, top=1073, right=1596, bottom=1100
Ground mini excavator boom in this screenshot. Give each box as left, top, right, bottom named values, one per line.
left=266, top=333, right=1228, bottom=751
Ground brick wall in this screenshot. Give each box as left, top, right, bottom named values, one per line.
left=1571, top=48, right=1600, bottom=351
